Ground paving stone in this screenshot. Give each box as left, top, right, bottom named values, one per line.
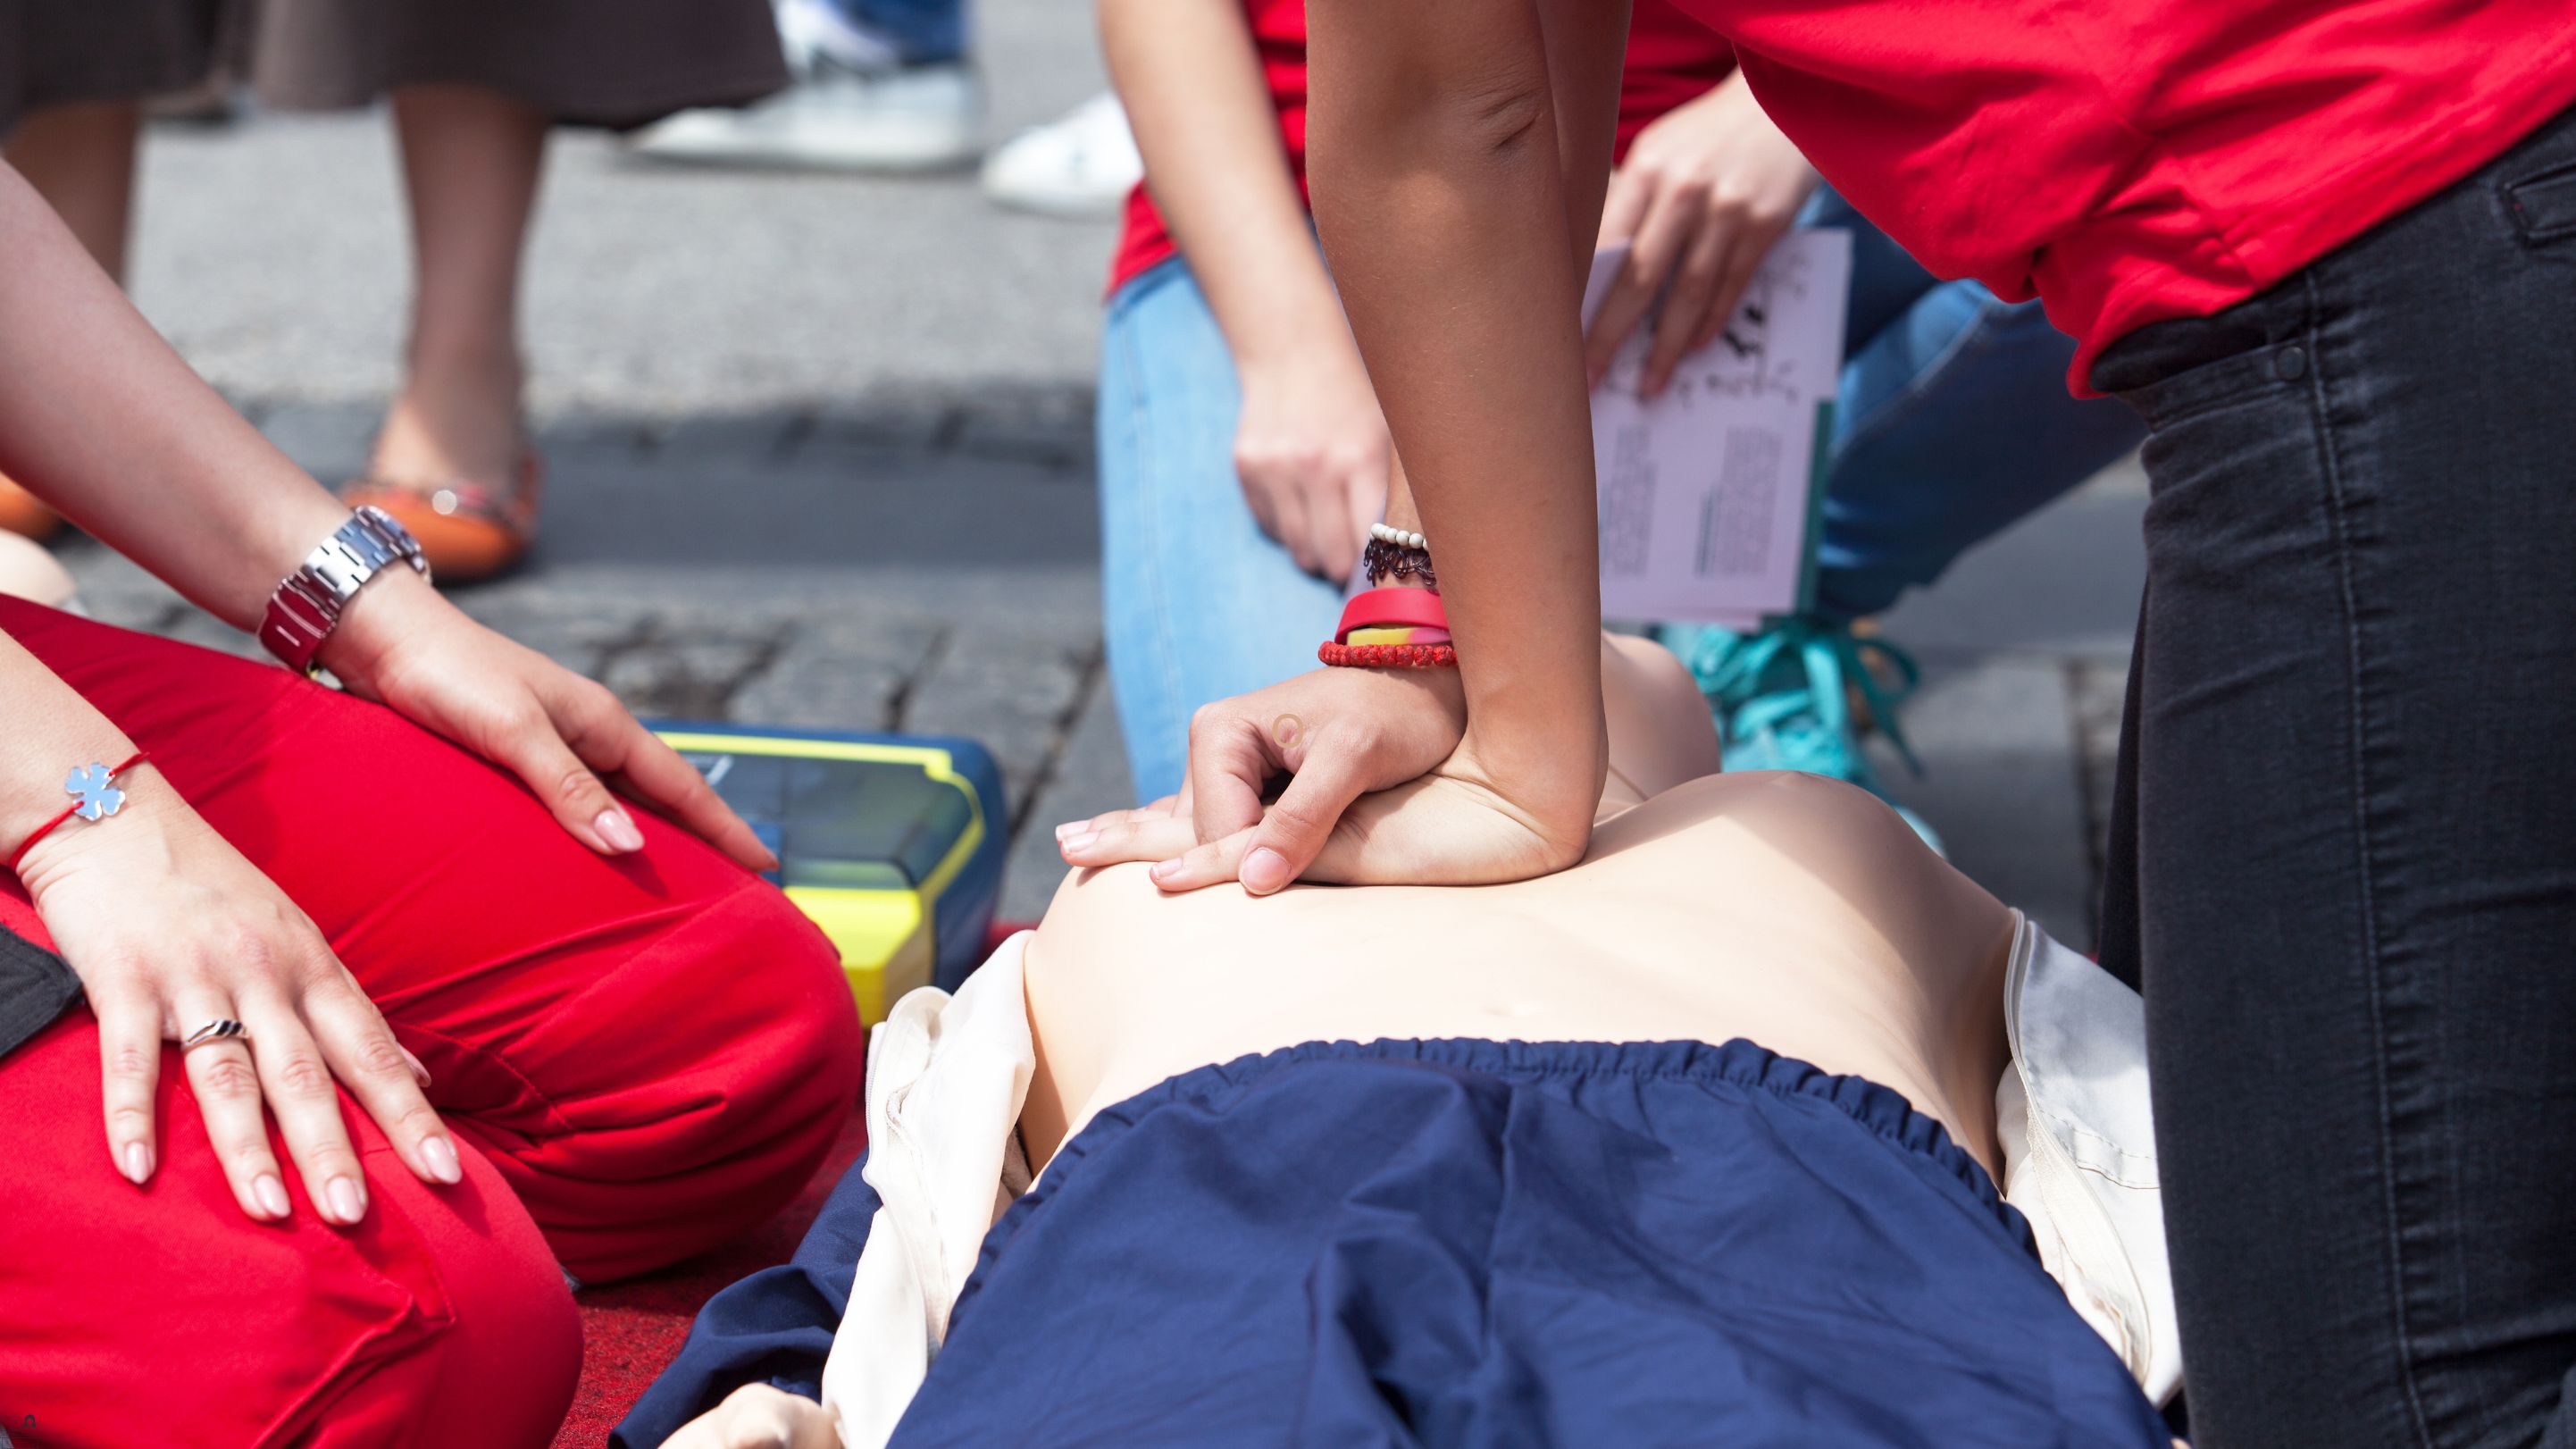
left=900, top=632, right=1091, bottom=820
left=533, top=411, right=661, bottom=461
left=953, top=381, right=1094, bottom=470
left=1888, top=657, right=2095, bottom=949
left=1001, top=674, right=1135, bottom=922
left=2070, top=655, right=2132, bottom=884
left=648, top=411, right=807, bottom=468
left=1878, top=455, right=2146, bottom=661
left=450, top=590, right=652, bottom=677
left=56, top=543, right=187, bottom=631
left=805, top=383, right=963, bottom=456
left=600, top=629, right=782, bottom=719
left=259, top=401, right=379, bottom=483
left=730, top=613, right=943, bottom=732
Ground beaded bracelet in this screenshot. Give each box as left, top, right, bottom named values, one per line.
left=1319, top=641, right=1458, bottom=668
left=1363, top=537, right=1437, bottom=589
left=1364, top=522, right=1435, bottom=588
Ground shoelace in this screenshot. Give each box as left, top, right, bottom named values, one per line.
left=1687, top=617, right=1925, bottom=780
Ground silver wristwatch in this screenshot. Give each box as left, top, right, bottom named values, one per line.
left=257, top=506, right=431, bottom=674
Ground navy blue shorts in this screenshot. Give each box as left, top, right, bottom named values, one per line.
left=622, top=1039, right=2170, bottom=1447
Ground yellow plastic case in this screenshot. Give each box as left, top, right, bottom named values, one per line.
left=653, top=724, right=1008, bottom=1024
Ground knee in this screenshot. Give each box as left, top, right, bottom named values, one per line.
left=669, top=882, right=870, bottom=1160
left=257, top=1151, right=581, bottom=1447
left=730, top=885, right=867, bottom=1109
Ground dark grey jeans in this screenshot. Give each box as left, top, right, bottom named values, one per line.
left=2094, top=105, right=2576, bottom=1447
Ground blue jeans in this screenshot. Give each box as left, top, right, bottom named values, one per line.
left=1097, top=260, right=1352, bottom=800
left=1096, top=197, right=2144, bottom=800
left=823, top=0, right=966, bottom=65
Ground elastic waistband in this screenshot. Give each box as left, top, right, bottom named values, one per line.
left=1080, top=1037, right=2012, bottom=1230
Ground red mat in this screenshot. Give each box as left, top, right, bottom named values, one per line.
left=548, top=1110, right=868, bottom=1448
left=546, top=922, right=1032, bottom=1448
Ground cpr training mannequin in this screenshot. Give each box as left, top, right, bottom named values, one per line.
left=637, top=636, right=2178, bottom=1449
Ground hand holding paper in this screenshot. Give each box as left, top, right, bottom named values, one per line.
left=1583, top=228, right=1851, bottom=627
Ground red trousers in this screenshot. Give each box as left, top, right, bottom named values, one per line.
left=0, top=599, right=866, bottom=1448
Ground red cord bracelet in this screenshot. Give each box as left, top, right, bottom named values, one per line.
left=1318, top=641, right=1459, bottom=669
left=6, top=750, right=148, bottom=875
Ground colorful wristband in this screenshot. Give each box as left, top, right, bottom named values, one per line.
left=1334, top=587, right=1450, bottom=644
left=6, top=750, right=148, bottom=875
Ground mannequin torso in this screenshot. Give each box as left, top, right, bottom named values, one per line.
left=1019, top=640, right=2017, bottom=1177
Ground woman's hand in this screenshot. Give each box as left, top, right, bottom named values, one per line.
left=1058, top=661, right=1593, bottom=892
left=318, top=569, right=774, bottom=871
left=1585, top=71, right=1821, bottom=398
left=1062, top=664, right=1464, bottom=892
left=13, top=780, right=456, bottom=1224
left=1064, top=730, right=1588, bottom=892
left=1232, top=341, right=1393, bottom=581
left=663, top=1385, right=841, bottom=1449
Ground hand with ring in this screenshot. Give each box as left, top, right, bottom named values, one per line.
left=12, top=766, right=456, bottom=1225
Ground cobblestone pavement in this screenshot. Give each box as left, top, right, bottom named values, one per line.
left=63, top=0, right=2149, bottom=932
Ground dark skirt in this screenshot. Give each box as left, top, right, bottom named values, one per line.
left=0, top=0, right=224, bottom=133
left=233, top=0, right=788, bottom=129
left=0, top=0, right=785, bottom=135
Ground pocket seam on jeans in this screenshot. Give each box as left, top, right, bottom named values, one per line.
left=2503, top=162, right=2576, bottom=244
left=2130, top=354, right=2293, bottom=431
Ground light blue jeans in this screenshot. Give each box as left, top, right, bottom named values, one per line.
left=1096, top=193, right=2145, bottom=800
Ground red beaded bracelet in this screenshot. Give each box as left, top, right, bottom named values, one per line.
left=5, top=750, right=148, bottom=875
left=1318, top=641, right=1459, bottom=669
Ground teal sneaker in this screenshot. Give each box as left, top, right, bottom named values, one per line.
left=1662, top=616, right=1944, bottom=854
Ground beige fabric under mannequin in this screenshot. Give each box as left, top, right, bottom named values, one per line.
left=1017, top=634, right=2018, bottom=1179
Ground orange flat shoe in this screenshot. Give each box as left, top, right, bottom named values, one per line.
left=340, top=452, right=544, bottom=585
left=0, top=473, right=63, bottom=541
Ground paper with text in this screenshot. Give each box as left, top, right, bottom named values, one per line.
left=1582, top=229, right=1851, bottom=626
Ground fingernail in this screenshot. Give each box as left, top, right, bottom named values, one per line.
left=327, top=1175, right=366, bottom=1224
left=122, top=1142, right=152, bottom=1185
left=759, top=850, right=782, bottom=873
left=254, top=1173, right=291, bottom=1219
left=398, top=1044, right=432, bottom=1088
left=1054, top=822, right=1084, bottom=840
left=1059, top=832, right=1097, bottom=856
left=421, top=1135, right=463, bottom=1185
left=1242, top=847, right=1292, bottom=895
left=1149, top=859, right=1178, bottom=884
left=596, top=809, right=645, bottom=852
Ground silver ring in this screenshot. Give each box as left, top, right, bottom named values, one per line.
left=180, top=1018, right=248, bottom=1051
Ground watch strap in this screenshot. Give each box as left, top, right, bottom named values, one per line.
left=258, top=506, right=431, bottom=674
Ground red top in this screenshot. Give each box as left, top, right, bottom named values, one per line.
left=1686, top=0, right=2576, bottom=391
left=1106, top=0, right=1736, bottom=296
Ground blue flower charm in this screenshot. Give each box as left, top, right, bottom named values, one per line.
left=64, top=763, right=126, bottom=822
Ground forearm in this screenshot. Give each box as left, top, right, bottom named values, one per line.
left=1304, top=0, right=1628, bottom=824
left=0, top=162, right=344, bottom=630
left=1100, top=0, right=1349, bottom=368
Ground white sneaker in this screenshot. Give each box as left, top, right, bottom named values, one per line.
left=627, top=4, right=980, bottom=172
left=979, top=93, right=1142, bottom=219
